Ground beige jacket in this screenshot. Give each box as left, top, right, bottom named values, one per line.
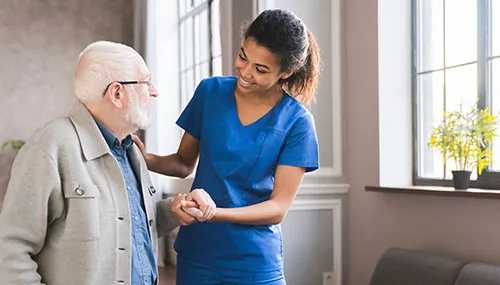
left=0, top=102, right=178, bottom=285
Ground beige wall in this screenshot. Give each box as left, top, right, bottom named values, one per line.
left=0, top=0, right=133, bottom=205
left=0, top=0, right=133, bottom=145
left=345, top=1, right=500, bottom=284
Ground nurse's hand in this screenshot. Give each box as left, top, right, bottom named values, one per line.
left=172, top=193, right=203, bottom=226
left=132, top=135, right=152, bottom=162
left=186, top=189, right=216, bottom=222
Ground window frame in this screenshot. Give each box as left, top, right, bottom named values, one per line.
left=412, top=0, right=500, bottom=189
left=178, top=0, right=222, bottom=108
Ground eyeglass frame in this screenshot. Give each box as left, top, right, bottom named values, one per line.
left=103, top=80, right=153, bottom=95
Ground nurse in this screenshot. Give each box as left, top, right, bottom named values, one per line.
left=135, top=9, right=320, bottom=285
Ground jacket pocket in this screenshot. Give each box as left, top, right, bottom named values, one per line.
left=62, top=183, right=101, bottom=241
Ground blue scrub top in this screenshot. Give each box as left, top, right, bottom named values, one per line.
left=174, top=76, right=319, bottom=272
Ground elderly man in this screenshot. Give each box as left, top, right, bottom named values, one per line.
left=0, top=41, right=214, bottom=285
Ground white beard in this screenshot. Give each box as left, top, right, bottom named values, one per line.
left=125, top=90, right=152, bottom=131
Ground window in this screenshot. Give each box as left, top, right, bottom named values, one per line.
left=413, top=0, right=500, bottom=188
left=179, top=0, right=222, bottom=108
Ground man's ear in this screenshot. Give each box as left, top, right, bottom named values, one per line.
left=105, top=82, right=125, bottom=109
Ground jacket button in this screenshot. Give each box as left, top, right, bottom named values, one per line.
left=149, top=219, right=153, bottom=226
left=148, top=186, right=156, bottom=196
left=75, top=186, right=84, bottom=196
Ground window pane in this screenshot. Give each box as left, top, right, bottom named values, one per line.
left=493, top=0, right=500, bottom=57
left=179, top=0, right=187, bottom=16
left=185, top=17, right=194, bottom=69
left=212, top=56, right=222, bottom=76
left=416, top=0, right=444, bottom=72
left=445, top=0, right=477, bottom=67
left=200, top=61, right=210, bottom=79
left=185, top=69, right=195, bottom=103
left=194, top=0, right=205, bottom=6
left=194, top=14, right=201, bottom=64
left=181, top=71, right=187, bottom=106
left=211, top=0, right=222, bottom=57
left=492, top=59, right=500, bottom=170
left=199, top=9, right=210, bottom=62
left=417, top=71, right=445, bottom=178
left=180, top=21, right=187, bottom=70
left=445, top=63, right=477, bottom=112
left=195, top=64, right=202, bottom=85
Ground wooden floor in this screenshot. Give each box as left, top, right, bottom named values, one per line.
left=158, top=264, right=176, bottom=285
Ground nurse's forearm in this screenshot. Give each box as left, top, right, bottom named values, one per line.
left=212, top=200, right=287, bottom=225
left=146, top=153, right=194, bottom=178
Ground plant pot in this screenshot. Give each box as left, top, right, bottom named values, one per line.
left=452, top=170, right=472, bottom=190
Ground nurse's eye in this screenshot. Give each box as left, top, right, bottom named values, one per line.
left=256, top=68, right=266, bottom=74
left=238, top=53, right=246, bottom=61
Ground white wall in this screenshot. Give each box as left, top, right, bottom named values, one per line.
left=346, top=1, right=500, bottom=284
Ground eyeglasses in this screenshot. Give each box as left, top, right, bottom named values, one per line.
left=103, top=81, right=153, bottom=95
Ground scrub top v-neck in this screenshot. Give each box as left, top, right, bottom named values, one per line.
left=174, top=76, right=319, bottom=272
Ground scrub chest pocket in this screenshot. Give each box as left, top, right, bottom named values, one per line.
left=206, top=123, right=286, bottom=192
left=246, top=127, right=286, bottom=189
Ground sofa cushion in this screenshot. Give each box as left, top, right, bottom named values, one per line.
left=455, top=263, right=500, bottom=285
left=370, top=248, right=467, bottom=285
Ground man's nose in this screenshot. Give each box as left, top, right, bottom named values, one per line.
left=150, top=84, right=159, bottom=98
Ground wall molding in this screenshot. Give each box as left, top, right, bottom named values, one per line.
left=308, top=0, right=343, bottom=179
left=299, top=183, right=349, bottom=195
left=290, top=199, right=343, bottom=285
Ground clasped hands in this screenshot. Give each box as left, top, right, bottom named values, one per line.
left=171, top=189, right=216, bottom=226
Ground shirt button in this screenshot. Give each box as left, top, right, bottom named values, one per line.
left=135, top=216, right=139, bottom=221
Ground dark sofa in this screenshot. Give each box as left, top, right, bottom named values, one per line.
left=370, top=248, right=500, bottom=285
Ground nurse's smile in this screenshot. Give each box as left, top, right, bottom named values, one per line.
left=238, top=76, right=255, bottom=89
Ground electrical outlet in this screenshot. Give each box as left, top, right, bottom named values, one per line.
left=323, top=272, right=334, bottom=285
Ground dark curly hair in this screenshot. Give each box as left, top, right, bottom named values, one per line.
left=244, top=9, right=321, bottom=106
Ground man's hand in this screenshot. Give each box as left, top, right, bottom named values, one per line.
left=185, top=189, right=216, bottom=222
left=171, top=193, right=203, bottom=226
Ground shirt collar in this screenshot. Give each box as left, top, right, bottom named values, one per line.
left=94, top=119, right=133, bottom=151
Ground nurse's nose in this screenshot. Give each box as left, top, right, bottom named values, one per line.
left=241, top=63, right=253, bottom=80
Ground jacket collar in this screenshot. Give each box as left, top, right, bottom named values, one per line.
left=69, top=101, right=111, bottom=161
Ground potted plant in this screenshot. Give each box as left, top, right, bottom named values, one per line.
left=2, top=140, right=25, bottom=151
left=428, top=105, right=498, bottom=190
left=0, top=140, right=25, bottom=213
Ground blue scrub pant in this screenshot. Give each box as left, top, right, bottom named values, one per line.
left=176, top=256, right=286, bottom=285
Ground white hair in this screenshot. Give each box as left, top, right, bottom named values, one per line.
left=74, top=41, right=145, bottom=103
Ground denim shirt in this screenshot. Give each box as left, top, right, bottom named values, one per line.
left=96, top=120, right=157, bottom=285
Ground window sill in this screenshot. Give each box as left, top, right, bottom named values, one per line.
left=366, top=185, right=500, bottom=199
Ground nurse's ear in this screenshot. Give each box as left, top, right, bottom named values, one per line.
left=280, top=71, right=293, bottom=81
